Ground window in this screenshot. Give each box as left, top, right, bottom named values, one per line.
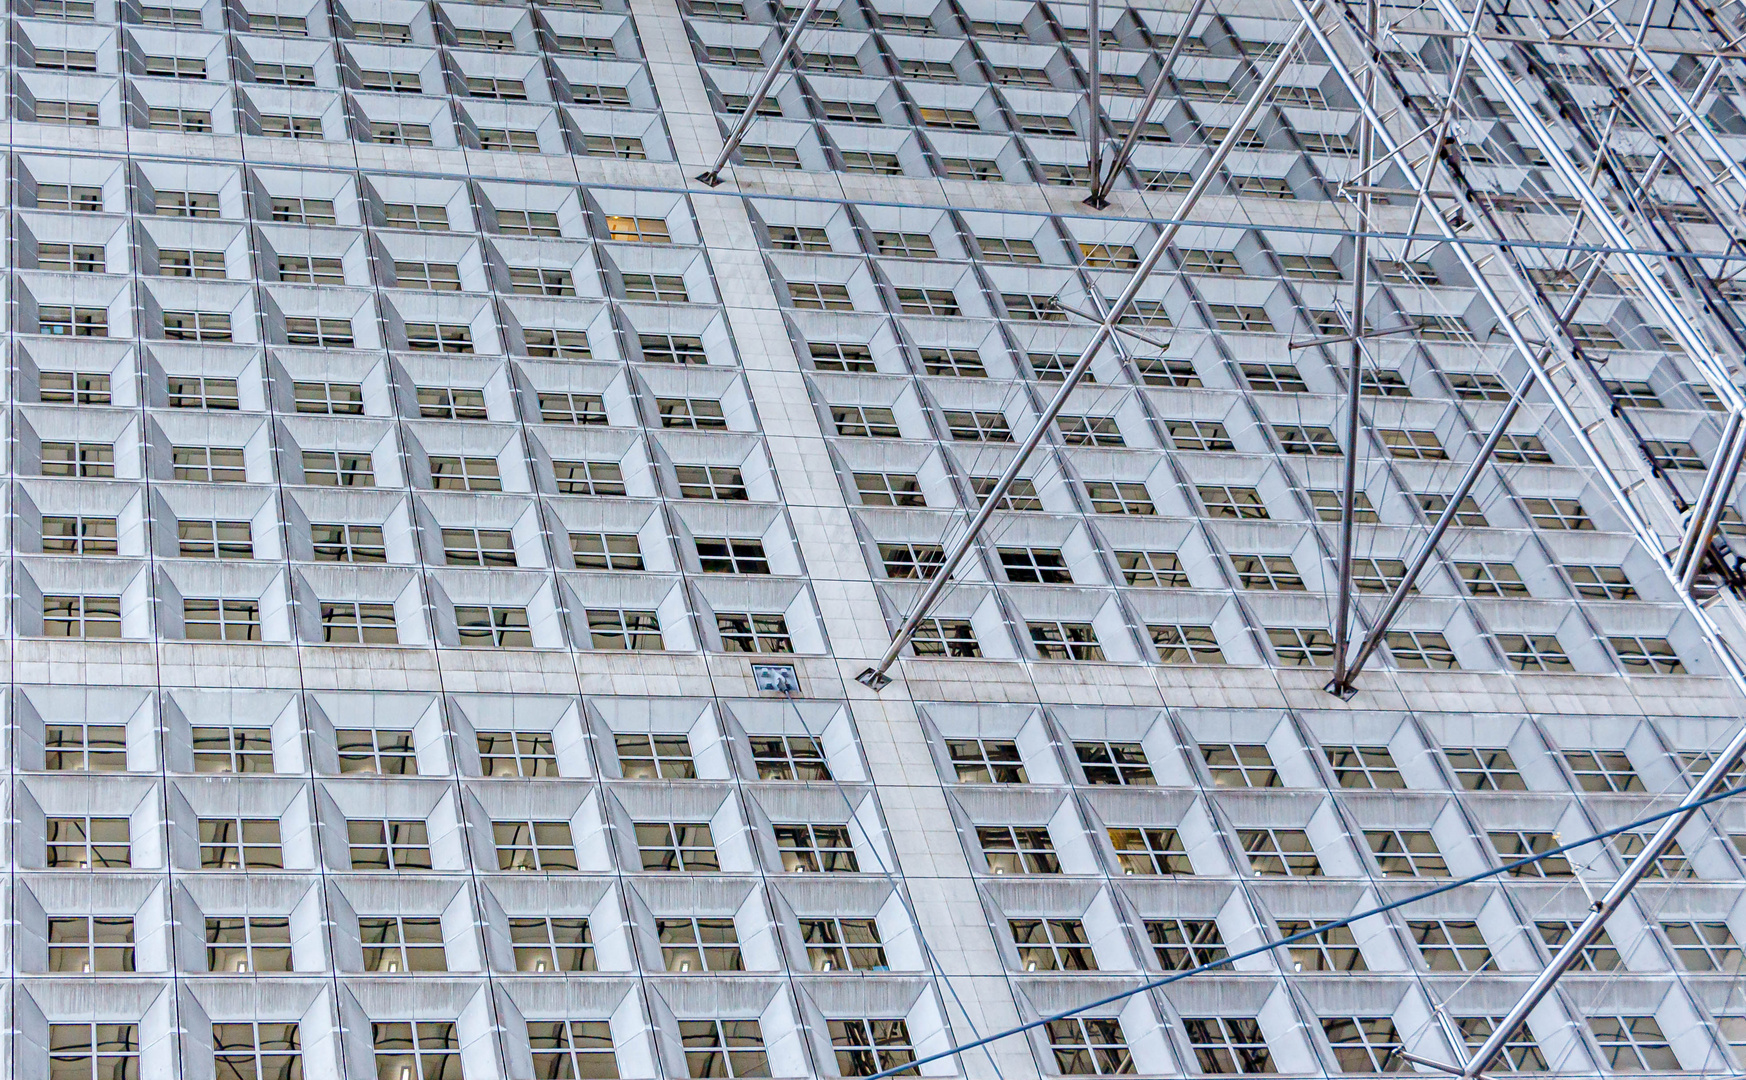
left=1489, top=831, right=1572, bottom=877
left=1207, top=304, right=1272, bottom=332
left=1446, top=748, right=1524, bottom=791
left=775, top=823, right=858, bottom=871
left=455, top=605, right=532, bottom=646
left=1277, top=921, right=1365, bottom=971
left=1589, top=1018, right=1678, bottom=1072
left=495, top=820, right=579, bottom=871
left=1612, top=831, right=1694, bottom=878
left=374, top=1022, right=460, bottom=1080
left=159, top=248, right=228, bottom=279
left=1523, top=497, right=1592, bottom=530
left=42, top=516, right=119, bottom=555
left=636, top=822, right=718, bottom=870
left=1167, top=421, right=1235, bottom=452
left=809, top=342, right=875, bottom=372
left=1011, top=917, right=1095, bottom=970
left=1146, top=919, right=1225, bottom=970
left=1350, top=558, right=1409, bottom=594
left=1661, top=920, right=1743, bottom=971
left=337, top=729, right=417, bottom=774
left=1408, top=920, right=1490, bottom=971
left=911, top=618, right=976, bottom=653
left=978, top=825, right=1059, bottom=873
left=554, top=460, right=626, bottom=495
left=322, top=602, right=398, bottom=644
left=1198, top=485, right=1267, bottom=519
left=48, top=1025, right=139, bottom=1080
left=38, top=305, right=108, bottom=336
left=1496, top=434, right=1554, bottom=464
left=1046, top=1018, right=1132, bottom=1076
left=1110, top=827, right=1191, bottom=874
left=441, top=527, right=516, bottom=568
left=1275, top=424, right=1339, bottom=455
left=1563, top=750, right=1643, bottom=792
left=1646, top=439, right=1704, bottom=470
left=48, top=916, right=135, bottom=972
left=497, top=209, right=562, bottom=237
left=538, top=392, right=607, bottom=425
left=788, top=281, right=854, bottom=310
left=429, top=456, right=501, bottom=491
left=830, top=1019, right=915, bottom=1078
left=975, top=476, right=1045, bottom=510
left=621, top=273, right=690, bottom=303
left=512, top=917, right=595, bottom=972
left=404, top=323, right=473, bottom=353
left=583, top=609, right=662, bottom=651
left=738, top=143, right=801, bottom=168
left=1497, top=634, right=1572, bottom=672
left=1380, top=428, right=1446, bottom=459
left=680, top=1020, right=767, bottom=1079
left=40, top=371, right=111, bottom=404
left=38, top=184, right=104, bottom=212
left=285, top=317, right=353, bottom=346
left=1325, top=746, right=1403, bottom=789
left=1000, top=547, right=1071, bottom=584
left=751, top=736, right=829, bottom=780
left=44, top=722, right=127, bottom=771
left=418, top=386, right=487, bottom=419
left=894, top=286, right=962, bottom=316
left=190, top=726, right=273, bottom=773
left=278, top=254, right=345, bottom=284
left=1386, top=631, right=1459, bottom=669
left=677, top=465, right=748, bottom=500
left=179, top=519, right=253, bottom=559
left=44, top=595, right=122, bottom=638
left=1454, top=1018, right=1545, bottom=1072
left=311, top=523, right=386, bottom=563
left=479, top=729, right=558, bottom=777
left=947, top=739, right=1026, bottom=783
left=1074, top=742, right=1151, bottom=785
left=1457, top=561, right=1527, bottom=597
left=1115, top=550, right=1188, bottom=588
left=35, top=49, right=98, bottom=70
left=1306, top=490, right=1376, bottom=523
left=616, top=733, right=694, bottom=779
left=944, top=410, right=1012, bottom=441
left=528, top=1021, right=618, bottom=1079
left=1184, top=1018, right=1273, bottom=1075
left=1321, top=1018, right=1406, bottom=1073
left=173, top=445, right=246, bottom=483
left=38, top=242, right=105, bottom=272
left=1536, top=920, right=1620, bottom=969
left=880, top=543, right=944, bottom=580
left=717, top=613, right=792, bottom=653
left=269, top=197, right=335, bottom=225
left=149, top=106, right=214, bottom=132
left=855, top=472, right=924, bottom=506
left=1239, top=829, right=1319, bottom=876
left=801, top=917, right=886, bottom=971
left=347, top=819, right=432, bottom=869
left=1610, top=636, right=1684, bottom=674
left=1135, top=357, right=1200, bottom=387
left=583, top=134, right=646, bottom=158
left=46, top=816, right=130, bottom=867
left=1564, top=564, right=1635, bottom=599
left=183, top=598, right=261, bottom=641
left=1233, top=555, right=1304, bottom=590
left=304, top=450, right=376, bottom=487
left=200, top=817, right=283, bottom=868
left=41, top=440, right=115, bottom=480
left=659, top=917, right=740, bottom=971
left=1200, top=744, right=1278, bottom=787
left=1085, top=481, right=1155, bottom=514
left=1029, top=621, right=1102, bottom=660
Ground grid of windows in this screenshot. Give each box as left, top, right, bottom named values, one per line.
left=8, top=1, right=1740, bottom=1070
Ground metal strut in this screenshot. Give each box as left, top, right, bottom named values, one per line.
left=695, top=0, right=826, bottom=186
left=856, top=10, right=1323, bottom=691
left=1085, top=0, right=1209, bottom=206
left=1329, top=0, right=1379, bottom=686
left=1280, top=2, right=1746, bottom=1075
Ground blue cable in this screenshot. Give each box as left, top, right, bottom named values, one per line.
left=867, top=779, right=1746, bottom=1079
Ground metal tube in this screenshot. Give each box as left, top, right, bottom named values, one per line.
left=1088, top=0, right=1102, bottom=190
left=1277, top=3, right=1746, bottom=1074
left=1330, top=370, right=1535, bottom=694
left=1333, top=255, right=1611, bottom=692
left=1330, top=0, right=1379, bottom=685
left=1419, top=0, right=1743, bottom=409
left=695, top=0, right=826, bottom=186
left=1086, top=0, right=1209, bottom=205
left=1675, top=408, right=1745, bottom=575
left=1680, top=415, right=1746, bottom=590
left=856, top=12, right=1321, bottom=691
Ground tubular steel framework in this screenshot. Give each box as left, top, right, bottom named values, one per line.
left=839, top=0, right=1746, bottom=1057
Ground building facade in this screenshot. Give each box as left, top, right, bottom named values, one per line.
left=7, top=0, right=1746, bottom=1075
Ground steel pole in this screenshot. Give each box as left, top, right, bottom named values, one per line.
left=1329, top=0, right=1378, bottom=685
left=1088, top=0, right=1102, bottom=190
left=856, top=12, right=1322, bottom=690
left=1329, top=370, right=1534, bottom=694
left=696, top=0, right=826, bottom=185
left=1086, top=0, right=1209, bottom=205
left=1332, top=256, right=1611, bottom=692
